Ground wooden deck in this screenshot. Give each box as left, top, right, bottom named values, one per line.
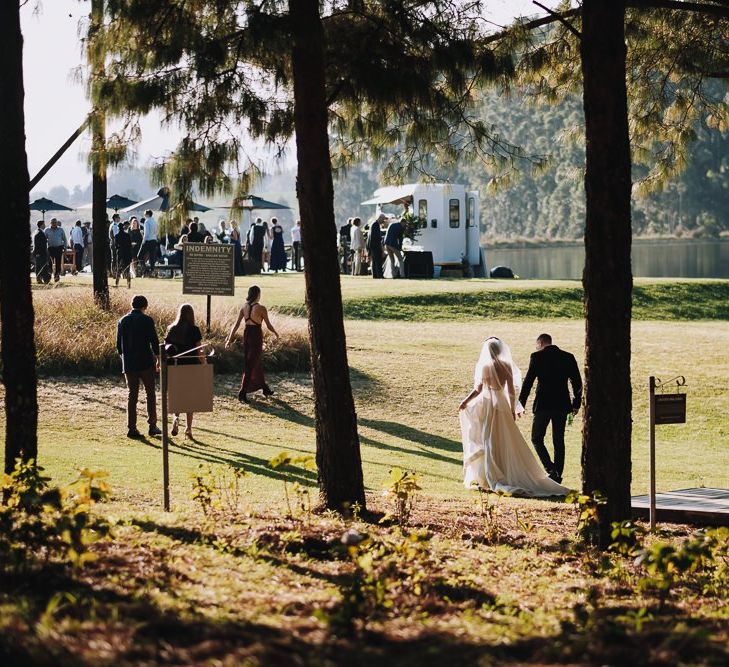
left=631, top=488, right=729, bottom=526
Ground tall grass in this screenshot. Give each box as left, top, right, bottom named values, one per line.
left=32, top=291, right=310, bottom=376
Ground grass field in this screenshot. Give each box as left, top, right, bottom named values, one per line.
left=12, top=273, right=729, bottom=506
left=1, top=274, right=727, bottom=665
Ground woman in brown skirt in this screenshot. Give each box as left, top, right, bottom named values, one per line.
left=225, top=285, right=279, bottom=403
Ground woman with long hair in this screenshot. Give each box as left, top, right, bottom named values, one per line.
left=165, top=303, right=204, bottom=438
left=268, top=217, right=287, bottom=272
left=229, top=221, right=245, bottom=276
left=225, top=285, right=279, bottom=403
left=458, top=337, right=569, bottom=497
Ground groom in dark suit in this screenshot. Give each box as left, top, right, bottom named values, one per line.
left=518, top=333, right=582, bottom=483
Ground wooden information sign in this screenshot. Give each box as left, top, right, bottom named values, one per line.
left=182, top=243, right=235, bottom=297
left=654, top=393, right=687, bottom=425
left=647, top=375, right=687, bottom=531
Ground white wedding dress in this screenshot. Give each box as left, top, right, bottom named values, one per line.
left=460, top=338, right=569, bottom=497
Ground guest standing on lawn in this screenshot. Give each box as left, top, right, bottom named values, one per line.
left=33, top=220, right=51, bottom=284
left=165, top=304, right=204, bottom=439
left=268, top=218, right=287, bottom=272
left=225, top=285, right=279, bottom=404
left=117, top=295, right=162, bottom=439
left=45, top=217, right=67, bottom=283
left=367, top=214, right=385, bottom=279
left=138, top=209, right=159, bottom=276
left=115, top=221, right=133, bottom=289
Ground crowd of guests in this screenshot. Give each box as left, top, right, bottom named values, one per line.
left=338, top=213, right=407, bottom=279
left=32, top=212, right=307, bottom=285
left=33, top=209, right=408, bottom=284
left=116, top=287, right=278, bottom=438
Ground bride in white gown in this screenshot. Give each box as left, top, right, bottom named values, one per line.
left=458, top=337, right=569, bottom=497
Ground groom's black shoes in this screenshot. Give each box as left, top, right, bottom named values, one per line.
left=548, top=469, right=563, bottom=484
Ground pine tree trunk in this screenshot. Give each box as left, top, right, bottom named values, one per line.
left=0, top=4, right=39, bottom=473
left=90, top=0, right=110, bottom=309
left=290, top=0, right=366, bottom=511
left=580, top=0, right=633, bottom=546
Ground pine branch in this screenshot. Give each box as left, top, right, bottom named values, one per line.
left=627, top=0, right=729, bottom=19
left=532, top=1, right=582, bottom=40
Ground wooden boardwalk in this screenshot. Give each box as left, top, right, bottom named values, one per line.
left=632, top=488, right=729, bottom=526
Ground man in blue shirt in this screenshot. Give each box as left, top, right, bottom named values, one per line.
left=138, top=209, right=159, bottom=276
left=384, top=217, right=405, bottom=278
left=116, top=295, right=161, bottom=438
left=44, top=217, right=67, bottom=282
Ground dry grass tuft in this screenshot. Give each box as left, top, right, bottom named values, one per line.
left=32, top=290, right=310, bottom=376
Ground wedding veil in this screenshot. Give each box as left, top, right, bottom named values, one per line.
left=473, top=337, right=525, bottom=413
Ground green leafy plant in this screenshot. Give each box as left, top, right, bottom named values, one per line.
left=609, top=520, right=646, bottom=557
left=326, top=527, right=434, bottom=636
left=0, top=460, right=111, bottom=573
left=381, top=467, right=421, bottom=527
left=267, top=452, right=316, bottom=518
left=190, top=463, right=247, bottom=516
left=471, top=484, right=506, bottom=543
left=566, top=490, right=607, bottom=544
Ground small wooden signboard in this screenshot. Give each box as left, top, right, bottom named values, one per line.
left=182, top=243, right=235, bottom=297
left=654, top=393, right=686, bottom=425
left=168, top=363, right=214, bottom=414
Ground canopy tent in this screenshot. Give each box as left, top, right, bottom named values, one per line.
left=120, top=188, right=212, bottom=217
left=232, top=195, right=291, bottom=211
left=75, top=193, right=139, bottom=212
left=29, top=197, right=73, bottom=221
left=360, top=184, right=418, bottom=206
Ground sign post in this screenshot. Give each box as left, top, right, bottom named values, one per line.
left=648, top=375, right=687, bottom=531
left=182, top=242, right=235, bottom=333
left=160, top=343, right=170, bottom=512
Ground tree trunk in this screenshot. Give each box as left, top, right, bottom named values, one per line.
left=90, top=0, right=110, bottom=309
left=0, top=3, right=39, bottom=473
left=290, top=0, right=366, bottom=511
left=580, top=0, right=633, bottom=546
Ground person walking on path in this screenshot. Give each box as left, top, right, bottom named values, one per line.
left=367, top=214, right=385, bottom=279
left=164, top=304, right=204, bottom=439
left=517, top=333, right=583, bottom=484
left=45, top=217, right=67, bottom=283
left=225, top=285, right=279, bottom=404
left=33, top=220, right=51, bottom=284
left=116, top=295, right=162, bottom=439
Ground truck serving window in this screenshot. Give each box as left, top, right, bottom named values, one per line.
left=467, top=197, right=476, bottom=227
left=418, top=199, right=428, bottom=228
left=449, top=199, right=460, bottom=228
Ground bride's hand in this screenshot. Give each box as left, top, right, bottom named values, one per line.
left=458, top=399, right=469, bottom=411
left=511, top=411, right=516, bottom=421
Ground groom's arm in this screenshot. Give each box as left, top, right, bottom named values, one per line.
left=569, top=354, right=583, bottom=412
left=518, top=353, right=537, bottom=407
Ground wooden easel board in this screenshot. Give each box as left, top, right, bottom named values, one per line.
left=168, top=364, right=214, bottom=413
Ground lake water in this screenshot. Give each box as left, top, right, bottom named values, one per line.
left=485, top=240, right=729, bottom=280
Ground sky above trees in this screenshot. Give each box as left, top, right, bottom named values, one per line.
left=21, top=0, right=561, bottom=190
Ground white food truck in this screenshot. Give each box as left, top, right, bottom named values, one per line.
left=361, top=183, right=485, bottom=276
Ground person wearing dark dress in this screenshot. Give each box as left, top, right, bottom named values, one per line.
left=268, top=219, right=287, bottom=272
left=230, top=221, right=245, bottom=276
left=33, top=220, right=51, bottom=284
left=225, top=285, right=279, bottom=403
left=367, top=214, right=385, bottom=279
left=164, top=304, right=204, bottom=439
left=518, top=333, right=583, bottom=484
left=248, top=220, right=266, bottom=269
left=115, top=221, right=133, bottom=289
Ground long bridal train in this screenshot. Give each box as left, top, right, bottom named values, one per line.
left=459, top=338, right=569, bottom=498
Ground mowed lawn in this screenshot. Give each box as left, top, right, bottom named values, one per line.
left=6, top=273, right=729, bottom=514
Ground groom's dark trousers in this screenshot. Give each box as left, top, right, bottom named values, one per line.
left=518, top=345, right=582, bottom=477
left=532, top=411, right=568, bottom=476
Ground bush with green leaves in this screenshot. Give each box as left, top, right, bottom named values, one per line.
left=0, top=460, right=111, bottom=573
left=636, top=527, right=729, bottom=609
left=190, top=463, right=247, bottom=517
left=325, top=527, right=435, bottom=636
left=381, top=467, right=421, bottom=527
left=267, top=452, right=316, bottom=519
left=566, top=489, right=607, bottom=544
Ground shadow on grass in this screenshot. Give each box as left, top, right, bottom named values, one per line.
left=3, top=556, right=728, bottom=667
left=359, top=418, right=461, bottom=453
left=138, top=432, right=318, bottom=487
